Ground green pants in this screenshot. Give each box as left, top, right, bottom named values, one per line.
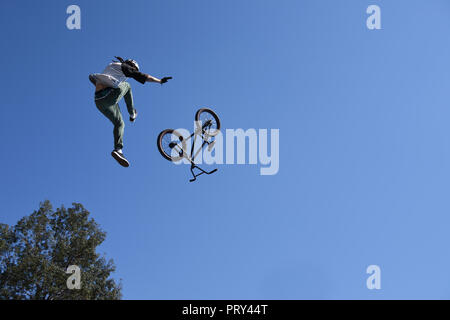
left=95, top=82, right=135, bottom=150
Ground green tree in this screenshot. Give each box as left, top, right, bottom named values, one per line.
left=0, top=200, right=122, bottom=300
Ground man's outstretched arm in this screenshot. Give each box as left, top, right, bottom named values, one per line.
left=145, top=74, right=161, bottom=83
left=121, top=63, right=172, bottom=85
left=145, top=74, right=172, bottom=84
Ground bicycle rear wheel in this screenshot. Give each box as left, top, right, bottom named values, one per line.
left=195, top=108, right=221, bottom=137
left=157, top=129, right=186, bottom=162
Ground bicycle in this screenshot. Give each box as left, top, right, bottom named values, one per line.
left=157, top=108, right=221, bottom=182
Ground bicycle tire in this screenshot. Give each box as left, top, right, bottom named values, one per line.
left=195, top=108, right=221, bottom=137
left=157, top=129, right=186, bottom=162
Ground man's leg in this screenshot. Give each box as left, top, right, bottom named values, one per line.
left=95, top=96, right=130, bottom=167
left=117, top=81, right=135, bottom=116
left=96, top=102, right=125, bottom=150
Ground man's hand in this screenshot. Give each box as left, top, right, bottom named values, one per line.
left=160, top=77, right=172, bottom=84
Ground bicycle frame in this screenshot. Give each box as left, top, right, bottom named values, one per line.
left=177, top=120, right=218, bottom=182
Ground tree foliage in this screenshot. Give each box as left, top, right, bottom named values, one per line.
left=0, top=201, right=121, bottom=300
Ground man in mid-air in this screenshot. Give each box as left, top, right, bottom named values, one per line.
left=89, top=57, right=172, bottom=167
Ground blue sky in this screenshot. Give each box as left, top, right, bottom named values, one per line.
left=2, top=0, right=450, bottom=299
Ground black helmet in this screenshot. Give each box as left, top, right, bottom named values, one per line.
left=114, top=56, right=140, bottom=71
left=125, top=59, right=140, bottom=71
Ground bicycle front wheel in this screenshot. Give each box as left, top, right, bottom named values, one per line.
left=157, top=129, right=186, bottom=162
left=195, top=108, right=221, bottom=137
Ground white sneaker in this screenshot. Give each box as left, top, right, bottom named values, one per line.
left=111, top=150, right=130, bottom=167
left=130, top=109, right=138, bottom=122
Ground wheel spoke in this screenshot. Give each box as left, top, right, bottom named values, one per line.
left=160, top=131, right=185, bottom=160
left=199, top=113, right=218, bottom=135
